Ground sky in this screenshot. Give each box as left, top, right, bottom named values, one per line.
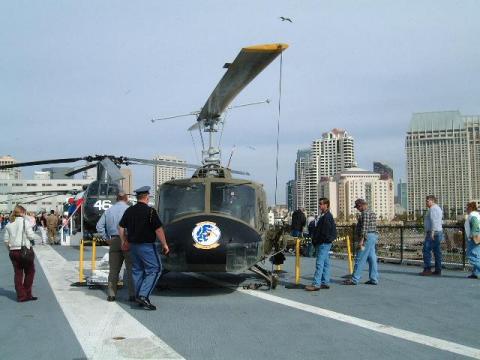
left=1, top=1, right=479, bottom=205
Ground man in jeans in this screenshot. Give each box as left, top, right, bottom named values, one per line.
left=343, top=199, right=379, bottom=285
left=305, top=198, right=336, bottom=291
left=420, top=195, right=443, bottom=276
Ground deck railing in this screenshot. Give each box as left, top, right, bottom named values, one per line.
left=333, top=224, right=466, bottom=269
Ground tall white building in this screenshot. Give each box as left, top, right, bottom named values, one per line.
left=406, top=111, right=480, bottom=219
left=0, top=155, right=21, bottom=180
left=153, top=155, right=186, bottom=200
left=301, top=129, right=356, bottom=216
left=319, top=167, right=395, bottom=221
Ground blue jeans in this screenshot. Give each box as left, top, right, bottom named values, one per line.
left=312, top=243, right=332, bottom=286
left=423, top=231, right=443, bottom=272
left=129, top=243, right=162, bottom=298
left=352, top=233, right=379, bottom=284
left=467, top=239, right=480, bottom=276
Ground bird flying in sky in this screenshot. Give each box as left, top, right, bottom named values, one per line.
left=279, top=16, right=293, bottom=23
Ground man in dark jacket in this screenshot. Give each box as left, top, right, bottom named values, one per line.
left=305, top=198, right=337, bottom=290
left=291, top=208, right=306, bottom=237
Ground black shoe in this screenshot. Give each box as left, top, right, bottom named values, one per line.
left=128, top=296, right=137, bottom=302
left=343, top=279, right=356, bottom=285
left=365, top=280, right=378, bottom=285
left=467, top=274, right=478, bottom=279
left=107, top=296, right=115, bottom=302
left=320, top=284, right=330, bottom=289
left=137, top=296, right=156, bottom=310
left=432, top=271, right=441, bottom=276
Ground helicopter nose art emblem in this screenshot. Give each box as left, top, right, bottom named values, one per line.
left=192, top=221, right=221, bottom=249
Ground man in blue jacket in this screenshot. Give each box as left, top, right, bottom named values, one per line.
left=305, top=198, right=337, bottom=291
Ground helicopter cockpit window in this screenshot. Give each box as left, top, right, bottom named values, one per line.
left=99, top=183, right=108, bottom=196
left=159, top=183, right=205, bottom=224
left=211, top=183, right=256, bottom=226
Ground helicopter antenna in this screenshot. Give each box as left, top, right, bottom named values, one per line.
left=226, top=145, right=236, bottom=168
left=198, top=124, right=205, bottom=161
left=189, top=130, right=201, bottom=164
left=218, top=111, right=229, bottom=153
left=274, top=52, right=284, bottom=205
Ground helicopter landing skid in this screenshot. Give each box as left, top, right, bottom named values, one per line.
left=248, top=264, right=278, bottom=290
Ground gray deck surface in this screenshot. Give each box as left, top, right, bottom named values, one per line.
left=1, top=228, right=479, bottom=360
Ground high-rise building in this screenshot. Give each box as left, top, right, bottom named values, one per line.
left=406, top=111, right=480, bottom=219
left=300, top=129, right=355, bottom=215
left=286, top=180, right=294, bottom=212
left=294, top=149, right=311, bottom=210
left=0, top=155, right=21, bottom=180
left=152, top=155, right=186, bottom=200
left=397, top=179, right=408, bottom=210
left=319, top=166, right=395, bottom=221
left=373, top=161, right=393, bottom=180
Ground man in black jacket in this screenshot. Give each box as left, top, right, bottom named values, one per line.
left=305, top=198, right=337, bottom=290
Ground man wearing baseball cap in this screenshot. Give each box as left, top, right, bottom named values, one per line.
left=343, top=198, right=379, bottom=285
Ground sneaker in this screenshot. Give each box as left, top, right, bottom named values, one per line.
left=137, top=296, right=156, bottom=310
left=365, top=280, right=378, bottom=285
left=343, top=279, right=357, bottom=285
left=320, top=284, right=330, bottom=289
left=419, top=269, right=432, bottom=276
left=305, top=285, right=320, bottom=291
left=467, top=274, right=478, bottom=279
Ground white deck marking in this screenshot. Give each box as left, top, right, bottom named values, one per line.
left=35, top=246, right=184, bottom=360
left=190, top=273, right=480, bottom=360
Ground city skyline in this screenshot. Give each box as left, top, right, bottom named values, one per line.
left=1, top=1, right=479, bottom=204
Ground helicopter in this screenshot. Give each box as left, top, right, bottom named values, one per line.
left=153, top=43, right=289, bottom=288
left=0, top=155, right=167, bottom=237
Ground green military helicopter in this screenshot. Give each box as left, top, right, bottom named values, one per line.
left=151, top=43, right=290, bottom=288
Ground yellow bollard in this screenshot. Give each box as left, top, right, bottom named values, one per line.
left=295, top=238, right=301, bottom=285
left=91, top=239, right=96, bottom=273
left=79, top=239, right=85, bottom=283
left=346, top=235, right=353, bottom=275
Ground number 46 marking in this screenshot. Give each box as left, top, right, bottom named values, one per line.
left=93, top=200, right=112, bottom=211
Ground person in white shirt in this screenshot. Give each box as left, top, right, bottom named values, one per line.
left=4, top=205, right=40, bottom=302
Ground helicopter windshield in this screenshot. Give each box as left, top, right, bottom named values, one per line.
left=159, top=183, right=205, bottom=223
left=211, top=183, right=256, bottom=226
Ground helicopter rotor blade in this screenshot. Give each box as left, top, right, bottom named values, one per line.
left=197, top=44, right=287, bottom=122
left=0, top=157, right=86, bottom=170
left=125, top=157, right=202, bottom=170
left=64, top=163, right=98, bottom=177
